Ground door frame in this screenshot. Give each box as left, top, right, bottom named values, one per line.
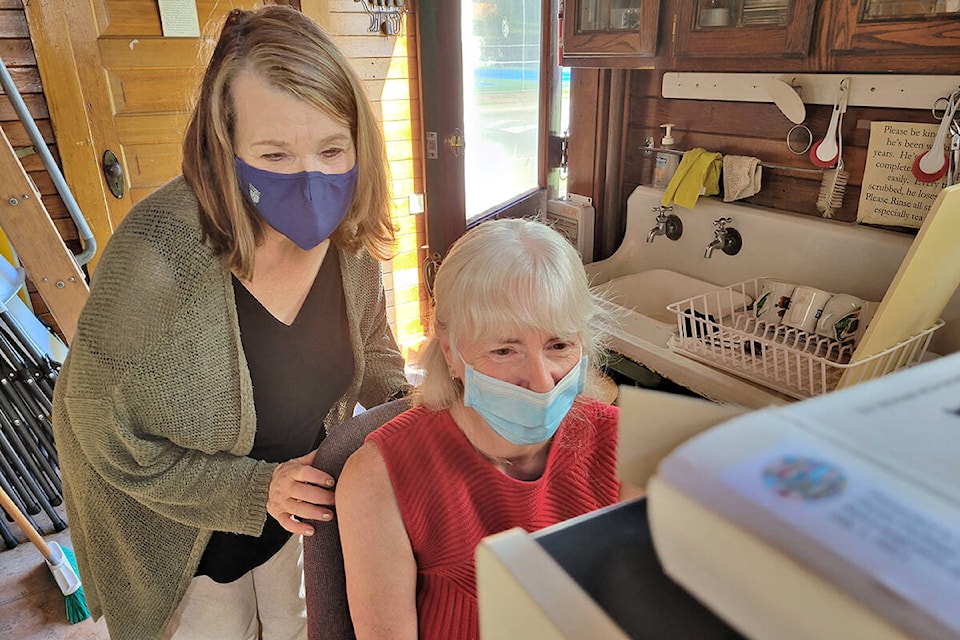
left=416, top=0, right=466, bottom=259
left=417, top=0, right=564, bottom=259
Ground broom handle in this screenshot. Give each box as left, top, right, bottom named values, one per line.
left=0, top=483, right=53, bottom=561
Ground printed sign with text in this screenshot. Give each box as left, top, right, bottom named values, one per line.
left=857, top=121, right=947, bottom=228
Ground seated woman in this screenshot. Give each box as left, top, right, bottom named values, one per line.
left=336, top=218, right=643, bottom=639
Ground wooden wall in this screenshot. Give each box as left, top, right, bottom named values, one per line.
left=0, top=0, right=71, bottom=336
left=318, top=0, right=427, bottom=354
left=622, top=69, right=941, bottom=231
left=1, top=0, right=427, bottom=352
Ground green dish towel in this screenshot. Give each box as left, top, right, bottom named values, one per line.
left=661, top=148, right=722, bottom=209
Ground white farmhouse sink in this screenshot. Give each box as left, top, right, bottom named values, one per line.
left=584, top=185, right=960, bottom=409
left=600, top=268, right=749, bottom=325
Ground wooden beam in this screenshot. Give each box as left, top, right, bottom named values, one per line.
left=0, top=126, right=87, bottom=343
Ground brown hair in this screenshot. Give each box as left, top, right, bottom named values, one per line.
left=182, top=5, right=395, bottom=278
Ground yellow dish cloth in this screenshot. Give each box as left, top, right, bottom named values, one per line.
left=661, top=148, right=723, bottom=209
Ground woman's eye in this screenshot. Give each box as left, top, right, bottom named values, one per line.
left=261, top=153, right=286, bottom=162
left=491, top=348, right=513, bottom=357
left=321, top=148, right=344, bottom=158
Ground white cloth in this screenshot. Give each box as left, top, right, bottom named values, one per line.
left=163, top=534, right=307, bottom=640
left=722, top=155, right=763, bottom=202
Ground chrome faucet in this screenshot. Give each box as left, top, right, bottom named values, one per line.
left=646, top=205, right=683, bottom=243
left=705, top=217, right=743, bottom=258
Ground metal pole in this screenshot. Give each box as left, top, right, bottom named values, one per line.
left=0, top=55, right=96, bottom=266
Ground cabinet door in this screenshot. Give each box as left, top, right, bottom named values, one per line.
left=561, top=0, right=660, bottom=67
left=828, top=0, right=960, bottom=72
left=673, top=0, right=816, bottom=59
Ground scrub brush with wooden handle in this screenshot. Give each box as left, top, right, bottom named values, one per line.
left=816, top=161, right=849, bottom=219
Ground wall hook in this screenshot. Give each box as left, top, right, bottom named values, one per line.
left=355, top=0, right=407, bottom=36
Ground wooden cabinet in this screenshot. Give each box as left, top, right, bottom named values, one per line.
left=559, top=0, right=960, bottom=72
left=561, top=0, right=661, bottom=67
left=827, top=0, right=960, bottom=73
left=673, top=0, right=817, bottom=59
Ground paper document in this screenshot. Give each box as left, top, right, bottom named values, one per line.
left=652, top=351, right=960, bottom=640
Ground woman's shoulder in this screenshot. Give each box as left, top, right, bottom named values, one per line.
left=79, top=177, right=219, bottom=344
left=336, top=245, right=381, bottom=279
left=98, top=177, right=212, bottom=269
left=119, top=176, right=198, bottom=226
left=340, top=407, right=437, bottom=498
left=104, top=177, right=203, bottom=255
left=338, top=439, right=394, bottom=511
left=557, top=398, right=618, bottom=451
left=579, top=397, right=618, bottom=423
left=367, top=405, right=437, bottom=442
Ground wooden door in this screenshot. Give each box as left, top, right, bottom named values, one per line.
left=22, top=0, right=265, bottom=271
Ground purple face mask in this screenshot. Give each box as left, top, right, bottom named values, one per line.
left=234, top=157, right=358, bottom=250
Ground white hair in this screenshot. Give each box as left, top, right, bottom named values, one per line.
left=415, top=217, right=616, bottom=410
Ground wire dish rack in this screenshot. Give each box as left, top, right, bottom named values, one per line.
left=666, top=278, right=943, bottom=399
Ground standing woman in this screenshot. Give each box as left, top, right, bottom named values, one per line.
left=51, top=6, right=409, bottom=640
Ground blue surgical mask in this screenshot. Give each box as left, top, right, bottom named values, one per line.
left=462, top=354, right=587, bottom=446
left=234, top=157, right=358, bottom=250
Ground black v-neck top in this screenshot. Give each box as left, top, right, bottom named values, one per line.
left=197, top=249, right=353, bottom=582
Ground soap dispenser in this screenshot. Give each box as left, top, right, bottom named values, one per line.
left=653, top=123, right=679, bottom=189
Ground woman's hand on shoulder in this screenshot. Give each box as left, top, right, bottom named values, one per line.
left=267, top=448, right=336, bottom=536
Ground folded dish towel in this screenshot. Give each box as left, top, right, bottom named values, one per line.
left=722, top=155, right=763, bottom=202
left=661, top=148, right=723, bottom=209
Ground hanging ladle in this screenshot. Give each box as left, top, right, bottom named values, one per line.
left=913, top=88, right=959, bottom=183
left=810, top=78, right=850, bottom=168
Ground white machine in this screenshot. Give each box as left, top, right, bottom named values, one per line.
left=546, top=193, right=595, bottom=263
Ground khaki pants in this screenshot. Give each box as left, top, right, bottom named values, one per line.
left=163, top=534, right=307, bottom=640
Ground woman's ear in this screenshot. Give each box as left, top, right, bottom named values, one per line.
left=438, top=334, right=458, bottom=378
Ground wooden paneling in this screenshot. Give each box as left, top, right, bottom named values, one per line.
left=122, top=142, right=182, bottom=190
left=320, top=0, right=427, bottom=353
left=97, top=37, right=203, bottom=67
left=620, top=69, right=939, bottom=243
left=108, top=69, right=198, bottom=115
left=113, top=113, right=189, bottom=145
left=0, top=91, right=44, bottom=120
left=94, top=0, right=249, bottom=37
left=0, top=7, right=28, bottom=37
left=0, top=65, right=38, bottom=92
left=0, top=38, right=35, bottom=65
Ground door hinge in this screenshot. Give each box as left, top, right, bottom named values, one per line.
left=548, top=132, right=569, bottom=177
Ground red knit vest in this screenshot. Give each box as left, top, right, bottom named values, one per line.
left=367, top=400, right=620, bottom=640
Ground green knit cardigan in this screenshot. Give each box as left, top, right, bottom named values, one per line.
left=51, top=177, right=408, bottom=640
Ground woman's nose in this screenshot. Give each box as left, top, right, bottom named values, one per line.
left=301, top=157, right=325, bottom=173
left=521, top=354, right=559, bottom=394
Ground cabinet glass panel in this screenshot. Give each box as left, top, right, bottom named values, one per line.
left=742, top=0, right=790, bottom=25
left=862, top=0, right=960, bottom=20
left=576, top=0, right=643, bottom=33
left=695, top=0, right=791, bottom=28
